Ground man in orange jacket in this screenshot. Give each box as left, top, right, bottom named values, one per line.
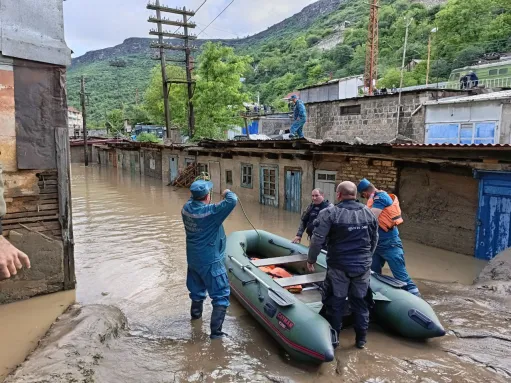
left=357, top=178, right=420, bottom=296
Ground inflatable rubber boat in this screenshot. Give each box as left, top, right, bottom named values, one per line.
left=225, top=230, right=445, bottom=364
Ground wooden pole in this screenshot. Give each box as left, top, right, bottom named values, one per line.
left=155, top=0, right=171, bottom=139
left=183, top=8, right=195, bottom=139
left=80, top=75, right=88, bottom=166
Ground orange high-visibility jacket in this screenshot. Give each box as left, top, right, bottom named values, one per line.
left=367, top=193, right=404, bottom=232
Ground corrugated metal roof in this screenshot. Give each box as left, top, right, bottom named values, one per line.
left=424, top=90, right=511, bottom=105
left=394, top=143, right=511, bottom=148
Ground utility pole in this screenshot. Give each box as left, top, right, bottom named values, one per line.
left=183, top=8, right=195, bottom=138
left=396, top=17, right=413, bottom=138
left=426, top=27, right=438, bottom=86
left=80, top=76, right=89, bottom=166
left=147, top=2, right=197, bottom=139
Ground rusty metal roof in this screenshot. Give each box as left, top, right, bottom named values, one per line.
left=393, top=143, right=511, bottom=148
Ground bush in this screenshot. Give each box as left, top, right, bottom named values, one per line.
left=136, top=132, right=161, bottom=143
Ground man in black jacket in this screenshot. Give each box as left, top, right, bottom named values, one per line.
left=307, top=181, right=378, bottom=349
left=292, top=189, right=333, bottom=245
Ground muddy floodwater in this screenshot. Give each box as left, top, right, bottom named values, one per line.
left=6, top=164, right=511, bottom=383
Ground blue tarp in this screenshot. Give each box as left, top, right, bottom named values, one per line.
left=242, top=120, right=259, bottom=135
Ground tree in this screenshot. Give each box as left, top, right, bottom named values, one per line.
left=193, top=42, right=251, bottom=140
left=126, top=105, right=151, bottom=125
left=144, top=65, right=187, bottom=129
left=378, top=68, right=418, bottom=89
left=105, top=109, right=125, bottom=135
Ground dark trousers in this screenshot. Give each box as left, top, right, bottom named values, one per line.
left=320, top=267, right=370, bottom=341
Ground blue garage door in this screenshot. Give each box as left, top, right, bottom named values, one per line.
left=475, top=172, right=511, bottom=260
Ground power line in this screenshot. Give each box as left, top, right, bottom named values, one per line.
left=197, top=0, right=235, bottom=37
left=195, top=22, right=239, bottom=38
left=173, top=0, right=208, bottom=34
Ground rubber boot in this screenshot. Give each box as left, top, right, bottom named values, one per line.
left=210, top=306, right=228, bottom=339
left=190, top=300, right=203, bottom=320
left=355, top=332, right=367, bottom=349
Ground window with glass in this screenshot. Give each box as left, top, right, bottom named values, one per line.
left=261, top=167, right=277, bottom=197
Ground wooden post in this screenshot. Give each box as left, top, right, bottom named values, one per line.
left=80, top=75, right=88, bottom=166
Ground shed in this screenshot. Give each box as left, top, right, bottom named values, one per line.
left=424, top=90, right=511, bottom=145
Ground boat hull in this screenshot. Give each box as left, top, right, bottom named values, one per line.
left=225, top=230, right=445, bottom=362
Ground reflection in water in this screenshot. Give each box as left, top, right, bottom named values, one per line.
left=65, top=164, right=507, bottom=382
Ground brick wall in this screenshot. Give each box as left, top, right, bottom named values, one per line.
left=305, top=90, right=466, bottom=144
left=315, top=155, right=398, bottom=192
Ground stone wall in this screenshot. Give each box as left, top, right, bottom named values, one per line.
left=305, top=90, right=466, bottom=144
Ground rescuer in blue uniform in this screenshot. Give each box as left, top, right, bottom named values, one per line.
left=357, top=178, right=420, bottom=296
left=289, top=94, right=306, bottom=139
left=182, top=180, right=238, bottom=339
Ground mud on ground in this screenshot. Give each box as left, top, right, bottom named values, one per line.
left=5, top=278, right=511, bottom=383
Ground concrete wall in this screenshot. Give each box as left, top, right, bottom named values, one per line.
left=70, top=145, right=92, bottom=163
left=398, top=166, right=478, bottom=255
left=140, top=148, right=162, bottom=180
left=191, top=154, right=314, bottom=212
left=305, top=90, right=465, bottom=143
left=259, top=116, right=292, bottom=135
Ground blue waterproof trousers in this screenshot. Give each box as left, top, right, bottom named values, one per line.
left=371, top=236, right=420, bottom=295
left=187, top=261, right=230, bottom=307
left=290, top=120, right=305, bottom=138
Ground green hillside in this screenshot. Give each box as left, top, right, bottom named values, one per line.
left=67, top=0, right=511, bottom=126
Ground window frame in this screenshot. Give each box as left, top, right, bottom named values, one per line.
left=340, top=104, right=361, bottom=116
left=241, top=163, right=253, bottom=189
left=225, top=170, right=233, bottom=185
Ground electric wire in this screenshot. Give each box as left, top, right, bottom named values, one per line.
left=197, top=0, right=235, bottom=37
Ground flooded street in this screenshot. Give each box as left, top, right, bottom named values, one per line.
left=6, top=164, right=511, bottom=383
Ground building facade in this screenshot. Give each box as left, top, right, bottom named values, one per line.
left=304, top=89, right=469, bottom=144
left=424, top=90, right=511, bottom=145
left=0, top=0, right=74, bottom=304
left=68, top=107, right=83, bottom=138
left=93, top=139, right=511, bottom=261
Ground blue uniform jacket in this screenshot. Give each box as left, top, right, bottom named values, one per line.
left=293, top=100, right=307, bottom=122
left=182, top=191, right=238, bottom=267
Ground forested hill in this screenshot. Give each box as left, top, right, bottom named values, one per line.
left=67, top=0, right=511, bottom=126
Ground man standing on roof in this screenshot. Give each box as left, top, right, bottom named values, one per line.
left=182, top=180, right=238, bottom=339
left=357, top=178, right=420, bottom=296
left=307, top=181, right=379, bottom=349
left=289, top=94, right=306, bottom=139
left=292, top=189, right=333, bottom=248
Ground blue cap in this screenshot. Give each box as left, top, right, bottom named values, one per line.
left=190, top=180, right=213, bottom=199
left=290, top=94, right=298, bottom=100
left=357, top=178, right=371, bottom=193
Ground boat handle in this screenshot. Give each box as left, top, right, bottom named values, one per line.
left=330, top=327, right=339, bottom=346
left=228, top=268, right=257, bottom=286
left=228, top=255, right=271, bottom=289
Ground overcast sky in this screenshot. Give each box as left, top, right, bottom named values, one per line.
left=63, top=0, right=317, bottom=57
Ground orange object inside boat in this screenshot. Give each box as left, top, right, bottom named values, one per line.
left=252, top=258, right=303, bottom=294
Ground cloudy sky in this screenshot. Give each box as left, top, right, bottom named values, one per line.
left=63, top=0, right=317, bottom=57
